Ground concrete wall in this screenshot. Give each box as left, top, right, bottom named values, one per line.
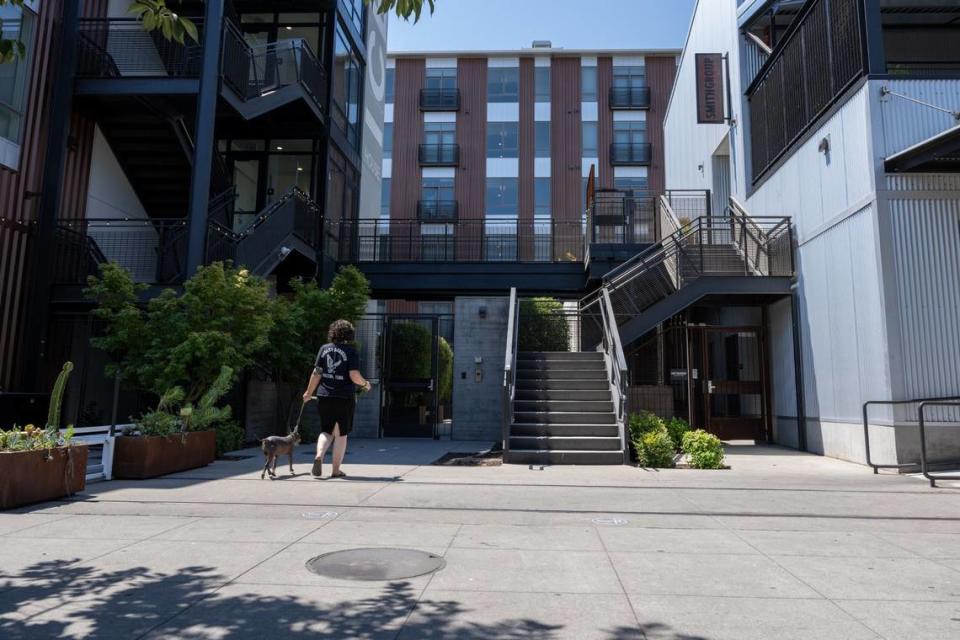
left=452, top=296, right=509, bottom=442
left=358, top=11, right=387, bottom=221
left=85, top=126, right=148, bottom=220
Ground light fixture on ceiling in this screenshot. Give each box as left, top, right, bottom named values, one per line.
left=297, top=166, right=304, bottom=172
left=285, top=26, right=293, bottom=30
left=276, top=145, right=283, bottom=150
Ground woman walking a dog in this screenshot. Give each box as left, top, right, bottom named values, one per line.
left=303, top=320, right=371, bottom=479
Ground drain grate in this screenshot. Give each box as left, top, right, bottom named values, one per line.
left=306, top=548, right=446, bottom=581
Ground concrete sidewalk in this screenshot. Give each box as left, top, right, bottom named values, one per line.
left=2, top=440, right=960, bottom=639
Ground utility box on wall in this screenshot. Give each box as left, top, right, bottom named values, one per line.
left=452, top=296, right=509, bottom=442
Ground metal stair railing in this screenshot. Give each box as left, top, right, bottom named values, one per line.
left=599, top=289, right=630, bottom=462
left=221, top=21, right=328, bottom=115
left=227, top=186, right=321, bottom=274
left=862, top=396, right=960, bottom=476
left=502, top=288, right=520, bottom=456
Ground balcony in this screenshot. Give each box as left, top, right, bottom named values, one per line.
left=610, top=142, right=652, bottom=166
left=76, top=17, right=204, bottom=79
left=609, top=86, right=650, bottom=109
left=417, top=200, right=459, bottom=222
left=420, top=88, right=461, bottom=111
left=330, top=219, right=585, bottom=264
left=419, top=143, right=460, bottom=166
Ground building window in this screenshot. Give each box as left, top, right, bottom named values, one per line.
left=424, top=121, right=456, bottom=146
left=486, top=178, right=518, bottom=216
left=333, top=25, right=362, bottom=148
left=0, top=3, right=35, bottom=149
left=488, top=67, right=519, bottom=103
left=383, top=123, right=393, bottom=159
left=381, top=178, right=391, bottom=217
left=426, top=67, right=457, bottom=90
left=339, top=0, right=365, bottom=34
left=613, top=121, right=647, bottom=145
left=487, top=122, right=519, bottom=158
left=385, top=68, right=395, bottom=103
left=535, top=178, right=551, bottom=218
left=582, top=122, right=598, bottom=157
left=613, top=65, right=646, bottom=89
left=422, top=177, right=454, bottom=203
left=581, top=65, right=597, bottom=101
left=534, top=122, right=550, bottom=158
left=614, top=177, right=649, bottom=197
left=535, top=66, right=550, bottom=102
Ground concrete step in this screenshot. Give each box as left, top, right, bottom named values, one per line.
left=515, top=369, right=608, bottom=381
left=504, top=449, right=625, bottom=465
left=516, top=360, right=607, bottom=372
left=518, top=351, right=604, bottom=361
left=509, top=436, right=623, bottom=451
left=514, top=399, right=614, bottom=413
left=516, top=379, right=610, bottom=391
left=515, top=389, right=612, bottom=402
left=514, top=411, right=616, bottom=425
left=510, top=422, right=620, bottom=437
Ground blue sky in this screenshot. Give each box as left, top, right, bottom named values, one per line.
left=387, top=0, right=697, bottom=52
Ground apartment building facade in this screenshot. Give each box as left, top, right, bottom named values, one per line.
left=664, top=0, right=960, bottom=465
left=0, top=0, right=386, bottom=427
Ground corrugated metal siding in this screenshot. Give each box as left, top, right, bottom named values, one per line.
left=878, top=79, right=960, bottom=158
left=597, top=57, right=613, bottom=189
left=389, top=58, right=424, bottom=222
left=0, top=0, right=109, bottom=389
left=886, top=174, right=960, bottom=193
left=889, top=196, right=960, bottom=399
left=646, top=56, right=677, bottom=196
left=518, top=57, right=535, bottom=260
left=455, top=57, right=486, bottom=260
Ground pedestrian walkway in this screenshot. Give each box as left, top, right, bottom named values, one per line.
left=2, top=441, right=960, bottom=639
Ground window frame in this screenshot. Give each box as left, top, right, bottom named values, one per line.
left=582, top=121, right=598, bottom=157
left=487, top=67, right=520, bottom=103
left=485, top=177, right=519, bottom=217
left=581, top=65, right=598, bottom=101
left=487, top=121, right=520, bottom=159
left=534, top=66, right=551, bottom=103
left=534, top=122, right=551, bottom=158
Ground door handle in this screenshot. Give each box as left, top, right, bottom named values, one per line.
left=707, top=380, right=716, bottom=394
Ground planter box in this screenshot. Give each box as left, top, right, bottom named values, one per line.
left=113, top=430, right=216, bottom=480
left=0, top=445, right=89, bottom=510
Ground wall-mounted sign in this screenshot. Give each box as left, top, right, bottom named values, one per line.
left=695, top=53, right=725, bottom=124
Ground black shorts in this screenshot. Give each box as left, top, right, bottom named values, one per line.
left=315, top=396, right=356, bottom=435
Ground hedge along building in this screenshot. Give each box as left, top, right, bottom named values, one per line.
left=663, top=0, right=960, bottom=466
left=0, top=1, right=387, bottom=434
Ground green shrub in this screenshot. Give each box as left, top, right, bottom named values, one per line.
left=682, top=429, right=726, bottom=469
left=215, top=421, right=246, bottom=456
left=132, top=366, right=234, bottom=437
left=636, top=427, right=676, bottom=468
left=628, top=411, right=664, bottom=442
left=665, top=417, right=690, bottom=451
left=438, top=336, right=453, bottom=404
left=519, top=297, right=570, bottom=351
left=0, top=424, right=74, bottom=452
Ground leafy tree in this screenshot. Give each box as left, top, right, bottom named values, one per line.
left=519, top=298, right=571, bottom=352
left=1, top=0, right=436, bottom=64
left=438, top=336, right=453, bottom=404
left=86, top=262, right=273, bottom=404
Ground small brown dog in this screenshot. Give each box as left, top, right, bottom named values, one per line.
left=261, top=431, right=301, bottom=479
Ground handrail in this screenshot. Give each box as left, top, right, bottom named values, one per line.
left=600, top=288, right=629, bottom=462
left=918, top=401, right=960, bottom=487
left=863, top=396, right=960, bottom=474
left=502, top=288, right=519, bottom=455
left=745, top=31, right=773, bottom=56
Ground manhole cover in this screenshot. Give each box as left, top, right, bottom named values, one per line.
left=306, top=548, right=445, bottom=581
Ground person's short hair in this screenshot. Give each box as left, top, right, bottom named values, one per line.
left=328, top=319, right=355, bottom=344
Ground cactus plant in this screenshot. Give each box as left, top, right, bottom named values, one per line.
left=46, top=361, right=74, bottom=431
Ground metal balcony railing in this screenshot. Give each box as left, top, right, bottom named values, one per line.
left=331, top=219, right=585, bottom=264
left=76, top=18, right=204, bottom=78
left=420, top=88, right=461, bottom=111
left=221, top=22, right=328, bottom=111
left=53, top=218, right=189, bottom=285
left=610, top=142, right=652, bottom=166
left=609, top=86, right=651, bottom=109
left=419, top=143, right=460, bottom=166
left=417, top=200, right=459, bottom=222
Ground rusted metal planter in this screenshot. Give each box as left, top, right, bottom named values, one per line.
left=0, top=445, right=89, bottom=510
left=113, top=430, right=216, bottom=479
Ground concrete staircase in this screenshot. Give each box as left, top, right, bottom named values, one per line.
left=506, top=351, right=624, bottom=465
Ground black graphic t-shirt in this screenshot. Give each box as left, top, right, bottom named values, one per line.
left=313, top=343, right=360, bottom=399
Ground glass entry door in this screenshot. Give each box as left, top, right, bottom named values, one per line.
left=231, top=154, right=263, bottom=231
left=380, top=316, right=440, bottom=438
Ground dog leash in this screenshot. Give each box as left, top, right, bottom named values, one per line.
left=292, top=398, right=310, bottom=435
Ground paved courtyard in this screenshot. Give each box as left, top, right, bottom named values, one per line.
left=2, top=440, right=960, bottom=639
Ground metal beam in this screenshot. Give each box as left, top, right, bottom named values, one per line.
left=22, top=0, right=81, bottom=390
left=185, top=0, right=225, bottom=276
left=74, top=78, right=201, bottom=95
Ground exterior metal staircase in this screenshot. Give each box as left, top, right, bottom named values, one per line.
left=580, top=196, right=794, bottom=349
left=502, top=289, right=630, bottom=465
